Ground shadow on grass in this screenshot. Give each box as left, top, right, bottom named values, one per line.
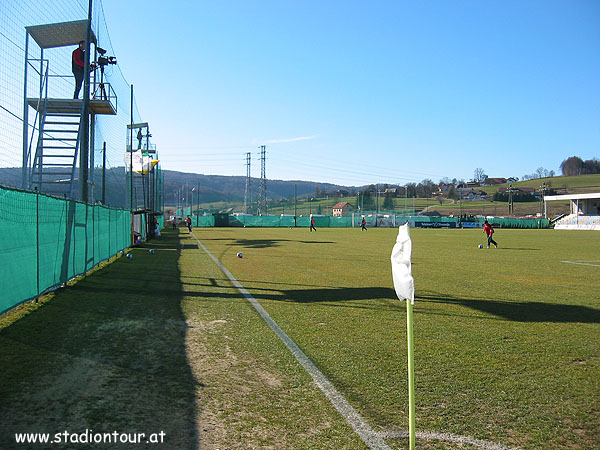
left=418, top=292, right=600, bottom=323
left=229, top=238, right=335, bottom=248
left=181, top=277, right=600, bottom=324
left=0, top=229, right=199, bottom=449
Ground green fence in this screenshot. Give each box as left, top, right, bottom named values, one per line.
left=189, top=213, right=549, bottom=229
left=0, top=186, right=132, bottom=314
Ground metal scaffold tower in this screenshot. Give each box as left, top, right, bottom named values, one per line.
left=21, top=19, right=117, bottom=201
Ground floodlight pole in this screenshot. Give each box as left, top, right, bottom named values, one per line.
left=22, top=33, right=30, bottom=189
left=129, top=85, right=133, bottom=211
left=101, top=141, right=106, bottom=204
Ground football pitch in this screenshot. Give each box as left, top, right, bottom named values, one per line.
left=0, top=227, right=598, bottom=449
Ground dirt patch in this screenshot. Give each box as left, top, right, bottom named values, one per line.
left=186, top=316, right=293, bottom=449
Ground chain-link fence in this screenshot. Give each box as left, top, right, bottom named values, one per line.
left=1, top=0, right=160, bottom=210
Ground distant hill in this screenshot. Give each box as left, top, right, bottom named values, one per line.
left=3, top=167, right=598, bottom=210
left=0, top=167, right=356, bottom=208
left=161, top=170, right=354, bottom=205
left=479, top=174, right=600, bottom=196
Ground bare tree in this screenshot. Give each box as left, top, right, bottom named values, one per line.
left=473, top=168, right=486, bottom=183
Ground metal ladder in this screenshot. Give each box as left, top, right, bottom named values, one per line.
left=31, top=100, right=84, bottom=198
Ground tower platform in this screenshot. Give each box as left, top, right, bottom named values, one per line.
left=26, top=98, right=117, bottom=115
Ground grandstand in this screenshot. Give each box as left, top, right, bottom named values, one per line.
left=545, top=193, right=600, bottom=230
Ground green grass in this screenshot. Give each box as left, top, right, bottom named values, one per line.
left=1, top=227, right=598, bottom=449
left=197, top=227, right=599, bottom=449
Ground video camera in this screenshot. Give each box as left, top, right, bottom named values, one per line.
left=92, top=47, right=117, bottom=69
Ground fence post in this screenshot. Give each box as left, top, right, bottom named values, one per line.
left=35, top=188, right=40, bottom=301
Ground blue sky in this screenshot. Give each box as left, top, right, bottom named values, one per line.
left=100, top=0, right=600, bottom=186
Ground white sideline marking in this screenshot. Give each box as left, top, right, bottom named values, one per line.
left=377, top=430, right=511, bottom=450
left=561, top=260, right=600, bottom=268
left=191, top=234, right=390, bottom=450
left=191, top=233, right=513, bottom=450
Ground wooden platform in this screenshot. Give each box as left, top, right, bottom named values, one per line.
left=26, top=98, right=117, bottom=115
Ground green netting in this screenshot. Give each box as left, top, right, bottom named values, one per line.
left=194, top=214, right=549, bottom=229
left=482, top=217, right=548, bottom=229
left=193, top=216, right=216, bottom=227
left=0, top=186, right=131, bottom=314
left=176, top=207, right=192, bottom=216
left=231, top=215, right=296, bottom=227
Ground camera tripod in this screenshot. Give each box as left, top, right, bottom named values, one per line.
left=94, top=64, right=108, bottom=101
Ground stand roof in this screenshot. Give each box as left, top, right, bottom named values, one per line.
left=25, top=20, right=97, bottom=49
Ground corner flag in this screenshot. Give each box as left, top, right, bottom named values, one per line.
left=390, top=223, right=416, bottom=450
left=391, top=223, right=414, bottom=304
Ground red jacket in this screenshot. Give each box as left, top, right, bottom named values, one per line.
left=484, top=223, right=494, bottom=235
left=72, top=48, right=84, bottom=72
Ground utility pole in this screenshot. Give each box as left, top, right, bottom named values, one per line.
left=506, top=184, right=516, bottom=216
left=244, top=152, right=251, bottom=213
left=539, top=182, right=548, bottom=218
left=258, top=145, right=267, bottom=215
left=294, top=184, right=297, bottom=227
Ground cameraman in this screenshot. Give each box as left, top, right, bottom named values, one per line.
left=72, top=40, right=85, bottom=99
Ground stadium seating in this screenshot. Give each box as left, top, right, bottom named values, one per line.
left=554, top=214, right=600, bottom=230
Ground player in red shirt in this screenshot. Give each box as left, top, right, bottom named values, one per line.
left=483, top=220, right=498, bottom=248
left=72, top=40, right=85, bottom=99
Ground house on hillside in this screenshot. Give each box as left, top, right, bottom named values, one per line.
left=332, top=201, right=353, bottom=217
left=457, top=181, right=481, bottom=189
left=438, top=183, right=453, bottom=193
left=485, top=177, right=507, bottom=185
left=458, top=188, right=489, bottom=201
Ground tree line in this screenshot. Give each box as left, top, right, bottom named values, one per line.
left=560, top=156, right=600, bottom=176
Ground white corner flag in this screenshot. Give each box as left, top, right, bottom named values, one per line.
left=391, top=223, right=416, bottom=450
left=391, top=223, right=414, bottom=304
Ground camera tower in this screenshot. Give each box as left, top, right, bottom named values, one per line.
left=21, top=20, right=117, bottom=202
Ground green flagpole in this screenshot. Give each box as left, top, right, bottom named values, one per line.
left=407, top=299, right=416, bottom=450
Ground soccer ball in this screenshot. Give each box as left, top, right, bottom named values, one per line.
left=127, top=253, right=133, bottom=259
left=478, top=244, right=483, bottom=249
left=237, top=252, right=243, bottom=258
left=149, top=249, right=155, bottom=254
